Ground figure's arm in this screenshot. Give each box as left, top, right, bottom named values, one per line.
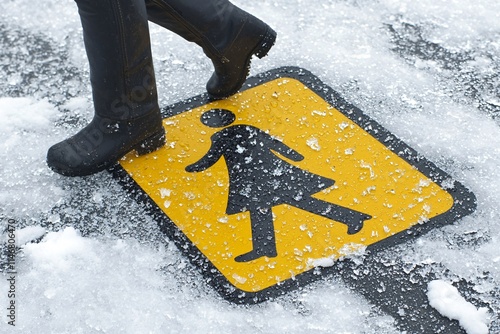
left=269, top=137, right=304, bottom=162
left=185, top=139, right=223, bottom=172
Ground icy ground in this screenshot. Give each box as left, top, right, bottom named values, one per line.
left=0, top=0, right=499, bottom=333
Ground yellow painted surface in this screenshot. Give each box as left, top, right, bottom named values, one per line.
left=120, top=78, right=454, bottom=292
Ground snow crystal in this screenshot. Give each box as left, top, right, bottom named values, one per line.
left=159, top=188, right=172, bottom=198
left=306, top=137, right=321, bottom=151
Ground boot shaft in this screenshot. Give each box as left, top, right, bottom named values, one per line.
left=76, top=0, right=159, bottom=120
left=145, top=0, right=276, bottom=98
left=145, top=0, right=250, bottom=60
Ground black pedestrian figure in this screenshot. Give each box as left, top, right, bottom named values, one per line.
left=186, top=109, right=372, bottom=262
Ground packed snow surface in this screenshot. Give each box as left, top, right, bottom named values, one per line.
left=1, top=0, right=499, bottom=333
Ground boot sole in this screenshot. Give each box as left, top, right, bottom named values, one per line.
left=135, top=128, right=166, bottom=155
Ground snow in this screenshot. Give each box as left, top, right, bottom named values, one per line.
left=1, top=0, right=499, bottom=333
left=309, top=243, right=367, bottom=269
left=427, top=280, right=490, bottom=334
left=0, top=98, right=65, bottom=215
left=16, top=226, right=46, bottom=246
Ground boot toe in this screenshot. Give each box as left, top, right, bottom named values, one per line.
left=46, top=140, right=87, bottom=176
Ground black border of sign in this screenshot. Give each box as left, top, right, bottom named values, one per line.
left=110, top=66, right=477, bottom=304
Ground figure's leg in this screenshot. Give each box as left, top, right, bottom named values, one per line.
left=47, top=0, right=165, bottom=176
left=291, top=197, right=371, bottom=235
left=145, top=0, right=276, bottom=99
left=235, top=208, right=277, bottom=262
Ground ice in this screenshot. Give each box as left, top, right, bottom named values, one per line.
left=1, top=0, right=499, bottom=332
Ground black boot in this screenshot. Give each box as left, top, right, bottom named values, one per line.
left=145, top=0, right=276, bottom=99
left=47, top=0, right=165, bottom=177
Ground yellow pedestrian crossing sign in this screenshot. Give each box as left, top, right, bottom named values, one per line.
left=114, top=67, right=476, bottom=303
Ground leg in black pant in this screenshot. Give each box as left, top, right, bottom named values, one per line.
left=145, top=0, right=276, bottom=99
left=47, top=0, right=165, bottom=177
left=47, top=0, right=276, bottom=176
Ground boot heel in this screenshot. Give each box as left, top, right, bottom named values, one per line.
left=135, top=129, right=166, bottom=156
left=254, top=27, right=277, bottom=59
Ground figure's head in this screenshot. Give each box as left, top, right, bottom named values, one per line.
left=200, top=109, right=236, bottom=128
